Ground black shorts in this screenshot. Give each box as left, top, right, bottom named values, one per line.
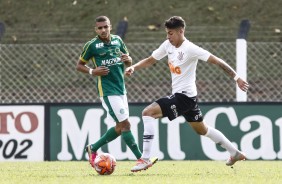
left=155, top=93, right=203, bottom=122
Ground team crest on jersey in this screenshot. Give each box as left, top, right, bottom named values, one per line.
left=177, top=52, right=184, bottom=60
left=111, top=40, right=119, bottom=45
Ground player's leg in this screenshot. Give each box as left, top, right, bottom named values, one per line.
left=132, top=95, right=179, bottom=172
left=182, top=97, right=245, bottom=166
left=188, top=119, right=245, bottom=166
left=86, top=127, right=119, bottom=155
left=189, top=121, right=238, bottom=154
left=85, top=126, right=118, bottom=167
left=140, top=102, right=162, bottom=159
left=131, top=102, right=161, bottom=172
left=203, top=123, right=245, bottom=166
left=85, top=96, right=122, bottom=167
left=103, top=95, right=142, bottom=159
left=189, top=121, right=245, bottom=165
left=86, top=95, right=121, bottom=152
left=115, top=119, right=142, bottom=159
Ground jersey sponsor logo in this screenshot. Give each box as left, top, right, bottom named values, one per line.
left=96, top=43, right=104, bottom=48
left=177, top=52, right=184, bottom=60
left=101, top=57, right=122, bottom=66
left=168, top=61, right=181, bottom=74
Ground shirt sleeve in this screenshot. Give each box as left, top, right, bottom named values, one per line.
left=79, top=41, right=94, bottom=63
left=189, top=42, right=211, bottom=62
left=151, top=40, right=168, bottom=60
left=118, top=36, right=129, bottom=55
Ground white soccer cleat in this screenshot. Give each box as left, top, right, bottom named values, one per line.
left=226, top=151, right=246, bottom=166
left=131, top=157, right=158, bottom=172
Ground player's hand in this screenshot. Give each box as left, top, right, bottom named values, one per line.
left=125, top=66, right=134, bottom=76
left=120, top=53, right=132, bottom=67
left=237, top=78, right=249, bottom=92
left=93, top=66, right=109, bottom=76
left=120, top=53, right=131, bottom=63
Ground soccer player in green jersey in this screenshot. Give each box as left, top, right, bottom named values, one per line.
left=76, top=16, right=157, bottom=169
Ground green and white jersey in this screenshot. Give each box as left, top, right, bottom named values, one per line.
left=80, top=34, right=128, bottom=97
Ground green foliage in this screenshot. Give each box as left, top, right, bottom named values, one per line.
left=1, top=0, right=281, bottom=43
left=1, top=161, right=282, bottom=184
left=1, top=0, right=281, bottom=29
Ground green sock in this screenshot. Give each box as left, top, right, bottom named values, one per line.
left=121, top=131, right=142, bottom=159
left=90, top=127, right=119, bottom=152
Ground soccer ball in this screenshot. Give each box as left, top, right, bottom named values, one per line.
left=94, top=153, right=116, bottom=175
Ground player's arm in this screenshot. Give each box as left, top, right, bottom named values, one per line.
left=76, top=59, right=109, bottom=76
left=207, top=55, right=249, bottom=92
left=125, top=56, right=157, bottom=76
left=119, top=38, right=132, bottom=67
left=120, top=53, right=132, bottom=67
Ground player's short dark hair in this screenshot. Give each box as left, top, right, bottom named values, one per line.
left=165, top=16, right=186, bottom=29
left=96, top=16, right=110, bottom=23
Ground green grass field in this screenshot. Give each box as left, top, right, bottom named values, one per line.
left=1, top=161, right=281, bottom=184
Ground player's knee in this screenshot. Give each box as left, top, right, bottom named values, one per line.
left=195, top=129, right=207, bottom=135
left=142, top=107, right=153, bottom=117
left=118, top=120, right=131, bottom=132
left=190, top=122, right=208, bottom=135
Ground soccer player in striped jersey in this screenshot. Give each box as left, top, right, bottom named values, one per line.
left=76, top=16, right=158, bottom=170
left=126, top=16, right=249, bottom=172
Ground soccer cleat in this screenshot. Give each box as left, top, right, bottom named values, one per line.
left=85, top=145, right=97, bottom=168
left=131, top=157, right=158, bottom=172
left=226, top=151, right=246, bottom=166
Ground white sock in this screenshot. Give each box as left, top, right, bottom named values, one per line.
left=205, top=126, right=238, bottom=156
left=141, top=116, right=156, bottom=159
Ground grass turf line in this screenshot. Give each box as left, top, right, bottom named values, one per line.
left=0, top=161, right=281, bottom=184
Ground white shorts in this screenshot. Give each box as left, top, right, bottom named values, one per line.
left=100, top=95, right=129, bottom=123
